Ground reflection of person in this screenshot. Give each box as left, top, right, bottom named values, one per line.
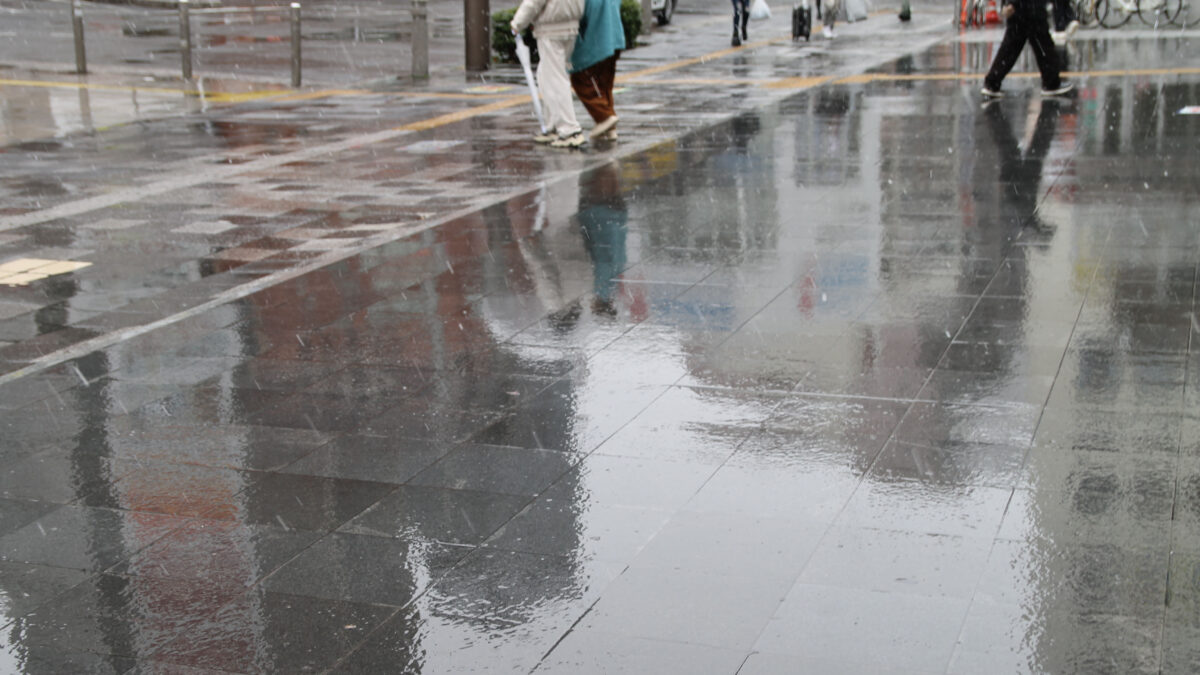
left=512, top=0, right=587, bottom=148
left=981, top=0, right=1072, bottom=98
left=570, top=0, right=625, bottom=141
left=576, top=160, right=627, bottom=315
left=983, top=98, right=1061, bottom=233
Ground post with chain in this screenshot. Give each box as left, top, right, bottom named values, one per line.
left=290, top=2, right=302, bottom=87
left=411, top=0, right=429, bottom=78
left=178, top=0, right=193, bottom=80
left=71, top=0, right=87, bottom=74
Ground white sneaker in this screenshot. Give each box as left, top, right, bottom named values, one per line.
left=1065, top=19, right=1080, bottom=37
left=590, top=115, right=618, bottom=139
left=550, top=131, right=587, bottom=148
left=822, top=25, right=834, bottom=38
left=532, top=131, right=556, bottom=144
left=1051, top=30, right=1066, bottom=45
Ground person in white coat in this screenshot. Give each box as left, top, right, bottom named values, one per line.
left=512, top=0, right=587, bottom=148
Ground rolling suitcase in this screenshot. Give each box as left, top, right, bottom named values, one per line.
left=792, top=0, right=811, bottom=39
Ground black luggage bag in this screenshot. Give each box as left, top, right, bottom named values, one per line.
left=792, top=3, right=811, bottom=39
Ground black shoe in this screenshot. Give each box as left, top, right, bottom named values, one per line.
left=732, top=32, right=741, bottom=46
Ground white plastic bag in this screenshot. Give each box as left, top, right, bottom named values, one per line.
left=750, top=0, right=771, bottom=20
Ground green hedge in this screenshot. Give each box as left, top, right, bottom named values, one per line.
left=492, top=0, right=641, bottom=65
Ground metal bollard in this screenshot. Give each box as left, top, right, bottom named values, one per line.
left=178, top=0, right=192, bottom=80
left=411, top=0, right=428, bottom=78
left=290, top=2, right=301, bottom=87
left=71, top=0, right=87, bottom=74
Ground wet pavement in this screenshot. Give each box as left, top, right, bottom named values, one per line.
left=2, top=0, right=1200, bottom=671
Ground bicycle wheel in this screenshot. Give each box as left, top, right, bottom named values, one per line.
left=1182, top=0, right=1200, bottom=25
left=1137, top=0, right=1180, bottom=25
left=1098, top=0, right=1133, bottom=26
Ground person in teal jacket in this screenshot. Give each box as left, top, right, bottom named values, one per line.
left=569, top=0, right=625, bottom=141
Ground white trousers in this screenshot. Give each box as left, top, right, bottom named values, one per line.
left=536, top=36, right=582, bottom=137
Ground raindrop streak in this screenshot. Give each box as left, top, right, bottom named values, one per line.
left=446, top=260, right=455, bottom=274
left=70, top=365, right=89, bottom=386
left=45, top=381, right=65, bottom=406
left=296, top=334, right=306, bottom=347
left=36, top=523, right=46, bottom=536
left=275, top=515, right=291, bottom=531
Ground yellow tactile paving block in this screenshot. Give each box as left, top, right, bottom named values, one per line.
left=0, top=258, right=92, bottom=286
left=0, top=258, right=58, bottom=275
left=0, top=272, right=49, bottom=286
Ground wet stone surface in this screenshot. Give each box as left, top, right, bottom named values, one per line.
left=0, top=0, right=1199, bottom=671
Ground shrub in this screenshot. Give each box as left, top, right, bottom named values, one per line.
left=492, top=8, right=539, bottom=65
left=491, top=0, right=642, bottom=64
left=619, top=0, right=642, bottom=51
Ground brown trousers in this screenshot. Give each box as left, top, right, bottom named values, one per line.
left=570, top=55, right=619, bottom=124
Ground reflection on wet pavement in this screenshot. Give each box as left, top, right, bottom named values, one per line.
left=1, top=22, right=1200, bottom=675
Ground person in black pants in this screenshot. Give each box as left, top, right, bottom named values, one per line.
left=982, top=0, right=1073, bottom=97
left=731, top=0, right=749, bottom=46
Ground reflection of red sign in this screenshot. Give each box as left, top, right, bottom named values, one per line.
left=1179, top=106, right=1200, bottom=115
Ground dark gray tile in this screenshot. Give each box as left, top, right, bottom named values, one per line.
left=114, top=519, right=321, bottom=594
left=262, top=532, right=470, bottom=606
left=150, top=589, right=395, bottom=673
left=230, top=473, right=396, bottom=532
left=408, top=443, right=576, bottom=496
left=340, top=484, right=529, bottom=545
left=280, top=434, right=450, bottom=484
left=0, top=506, right=188, bottom=572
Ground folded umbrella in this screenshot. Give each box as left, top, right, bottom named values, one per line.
left=514, top=33, right=547, bottom=134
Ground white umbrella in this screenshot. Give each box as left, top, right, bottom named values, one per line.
left=514, top=33, right=547, bottom=133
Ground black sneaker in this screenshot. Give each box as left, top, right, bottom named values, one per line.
left=1041, top=81, right=1075, bottom=96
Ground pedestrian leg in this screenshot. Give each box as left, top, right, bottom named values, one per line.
left=537, top=37, right=582, bottom=138
left=822, top=0, right=840, bottom=36
left=983, top=17, right=1029, bottom=92
left=1026, top=11, right=1064, bottom=90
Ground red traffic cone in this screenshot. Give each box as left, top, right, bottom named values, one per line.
left=985, top=0, right=1001, bottom=24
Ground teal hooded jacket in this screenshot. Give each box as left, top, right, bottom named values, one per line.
left=570, top=0, right=626, bottom=73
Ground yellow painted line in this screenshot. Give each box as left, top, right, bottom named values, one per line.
left=641, top=77, right=762, bottom=86
left=0, top=77, right=193, bottom=97
left=765, top=75, right=835, bottom=90
left=618, top=36, right=791, bottom=82
left=825, top=65, right=1200, bottom=86
left=0, top=77, right=295, bottom=103
left=391, top=95, right=532, bottom=132
left=203, top=90, right=293, bottom=103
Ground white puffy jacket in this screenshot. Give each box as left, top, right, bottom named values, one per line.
left=512, top=0, right=585, bottom=40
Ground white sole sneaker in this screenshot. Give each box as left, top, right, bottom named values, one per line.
left=1041, top=81, right=1074, bottom=96
left=590, top=115, right=618, bottom=139
left=550, top=132, right=587, bottom=148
